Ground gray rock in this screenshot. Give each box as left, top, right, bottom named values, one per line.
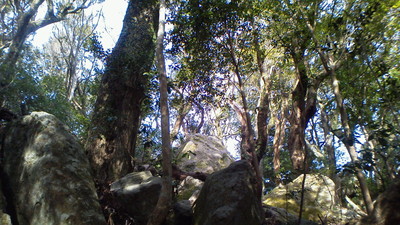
left=263, top=174, right=361, bottom=224
left=358, top=179, right=400, bottom=225
left=264, top=205, right=318, bottom=225
left=0, top=179, right=12, bottom=225
left=193, top=160, right=263, bottom=225
left=173, top=200, right=193, bottom=225
left=176, top=134, right=234, bottom=203
left=110, top=171, right=162, bottom=225
left=177, top=176, right=204, bottom=203
left=1, top=112, right=106, bottom=225
left=0, top=177, right=11, bottom=225
left=176, top=134, right=233, bottom=173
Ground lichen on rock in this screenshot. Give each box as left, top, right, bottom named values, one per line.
left=1, top=112, right=106, bottom=225
left=176, top=134, right=233, bottom=174
left=263, top=174, right=361, bottom=224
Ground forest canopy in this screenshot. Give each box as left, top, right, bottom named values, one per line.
left=0, top=0, right=399, bottom=223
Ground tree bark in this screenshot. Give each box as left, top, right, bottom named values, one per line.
left=287, top=55, right=308, bottom=171
left=253, top=29, right=270, bottom=163
left=272, top=107, right=286, bottom=185
left=147, top=0, right=172, bottom=224
left=85, top=0, right=157, bottom=184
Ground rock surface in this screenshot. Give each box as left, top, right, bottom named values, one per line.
left=172, top=200, right=194, bottom=225
left=0, top=180, right=12, bottom=225
left=263, top=174, right=360, bottom=224
left=176, top=134, right=234, bottom=202
left=263, top=205, right=319, bottom=225
left=176, top=134, right=233, bottom=173
left=176, top=176, right=203, bottom=202
left=110, top=171, right=162, bottom=225
left=358, top=179, right=400, bottom=225
left=1, top=112, right=106, bottom=225
left=264, top=205, right=318, bottom=225
left=193, top=160, right=264, bottom=225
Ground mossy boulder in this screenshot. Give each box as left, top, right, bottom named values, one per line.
left=176, top=134, right=233, bottom=174
left=263, top=174, right=360, bottom=224
left=264, top=205, right=318, bottom=225
left=1, top=112, right=106, bottom=225
left=175, top=134, right=234, bottom=203
left=176, top=176, right=203, bottom=202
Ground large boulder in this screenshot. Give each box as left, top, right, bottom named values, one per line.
left=176, top=134, right=233, bottom=173
left=193, top=160, right=264, bottom=225
left=175, top=134, right=234, bottom=202
left=358, top=179, right=400, bottom=225
left=263, top=174, right=360, bottom=224
left=172, top=200, right=194, bottom=225
left=176, top=176, right=203, bottom=202
left=110, top=171, right=162, bottom=225
left=1, top=112, right=106, bottom=225
left=264, top=205, right=318, bottom=225
left=0, top=180, right=12, bottom=225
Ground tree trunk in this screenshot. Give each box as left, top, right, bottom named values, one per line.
left=253, top=30, right=270, bottom=163
left=85, top=0, right=157, bottom=184
left=256, top=89, right=269, bottom=162
left=147, top=0, right=172, bottom=224
left=287, top=56, right=308, bottom=171
left=272, top=108, right=286, bottom=185
left=228, top=48, right=263, bottom=200
left=331, top=70, right=374, bottom=215
left=287, top=52, right=321, bottom=172
left=320, top=103, right=340, bottom=201
left=170, top=97, right=191, bottom=140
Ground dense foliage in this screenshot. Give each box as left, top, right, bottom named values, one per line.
left=0, top=0, right=399, bottom=216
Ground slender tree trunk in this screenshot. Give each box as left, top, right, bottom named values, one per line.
left=321, top=108, right=336, bottom=179
left=170, top=103, right=191, bottom=140
left=256, top=89, right=269, bottom=161
left=253, top=30, right=270, bottom=162
left=85, top=0, right=157, bottom=184
left=272, top=108, right=286, bottom=185
left=228, top=43, right=263, bottom=199
left=331, top=70, right=374, bottom=215
left=320, top=103, right=340, bottom=201
left=147, top=0, right=172, bottom=224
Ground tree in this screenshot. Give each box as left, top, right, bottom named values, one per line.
left=0, top=0, right=98, bottom=91
left=48, top=10, right=101, bottom=102
left=85, top=0, right=158, bottom=184
left=147, top=1, right=173, bottom=224
left=37, top=9, right=103, bottom=137
left=300, top=0, right=398, bottom=214
left=263, top=0, right=324, bottom=171
left=171, top=0, right=266, bottom=199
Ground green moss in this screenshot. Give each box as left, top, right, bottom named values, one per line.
left=263, top=198, right=299, bottom=215
left=177, top=185, right=199, bottom=201
left=264, top=195, right=328, bottom=222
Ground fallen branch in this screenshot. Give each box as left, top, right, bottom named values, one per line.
left=172, top=164, right=208, bottom=182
